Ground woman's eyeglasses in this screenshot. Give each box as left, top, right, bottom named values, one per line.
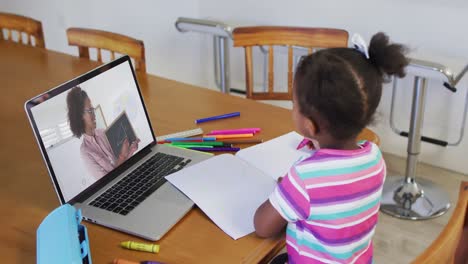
left=83, top=107, right=96, bottom=115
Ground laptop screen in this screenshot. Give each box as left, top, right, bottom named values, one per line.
left=27, top=57, right=155, bottom=202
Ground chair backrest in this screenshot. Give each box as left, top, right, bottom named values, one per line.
left=232, top=26, right=348, bottom=100
left=412, top=181, right=468, bottom=264
left=66, top=27, right=146, bottom=73
left=0, top=12, right=45, bottom=48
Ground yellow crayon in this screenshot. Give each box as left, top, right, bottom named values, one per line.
left=120, top=241, right=160, bottom=253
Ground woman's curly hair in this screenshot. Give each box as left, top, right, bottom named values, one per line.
left=66, top=86, right=88, bottom=138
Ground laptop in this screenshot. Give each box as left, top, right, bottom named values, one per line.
left=25, top=56, right=210, bottom=241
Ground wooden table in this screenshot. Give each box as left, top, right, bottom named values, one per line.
left=0, top=40, right=379, bottom=263
left=0, top=41, right=291, bottom=264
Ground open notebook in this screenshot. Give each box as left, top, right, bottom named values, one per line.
left=166, top=131, right=313, bottom=239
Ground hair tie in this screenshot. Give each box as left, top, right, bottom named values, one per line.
left=351, top=33, right=369, bottom=59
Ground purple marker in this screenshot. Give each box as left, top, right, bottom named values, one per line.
left=188, top=147, right=240, bottom=152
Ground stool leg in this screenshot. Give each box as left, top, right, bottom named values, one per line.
left=213, top=36, right=230, bottom=93
left=380, top=76, right=451, bottom=220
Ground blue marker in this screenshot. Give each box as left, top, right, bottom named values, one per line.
left=195, top=112, right=240, bottom=124
left=165, top=137, right=216, bottom=142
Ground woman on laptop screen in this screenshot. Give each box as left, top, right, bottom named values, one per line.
left=67, top=86, right=139, bottom=179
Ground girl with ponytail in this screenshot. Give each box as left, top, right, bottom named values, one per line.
left=254, top=32, right=409, bottom=264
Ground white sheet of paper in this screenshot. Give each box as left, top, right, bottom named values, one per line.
left=166, top=154, right=276, bottom=240
left=236, top=131, right=310, bottom=180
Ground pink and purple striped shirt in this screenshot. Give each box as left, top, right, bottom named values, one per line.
left=269, top=141, right=386, bottom=264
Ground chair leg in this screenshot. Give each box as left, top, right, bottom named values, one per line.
left=269, top=252, right=288, bottom=264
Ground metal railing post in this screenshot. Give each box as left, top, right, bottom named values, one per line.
left=176, top=17, right=232, bottom=94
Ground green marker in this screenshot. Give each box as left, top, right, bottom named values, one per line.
left=171, top=141, right=224, bottom=146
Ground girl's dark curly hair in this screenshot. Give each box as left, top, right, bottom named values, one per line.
left=294, top=32, right=409, bottom=140
left=66, top=86, right=88, bottom=138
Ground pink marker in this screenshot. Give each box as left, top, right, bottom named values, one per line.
left=296, top=138, right=311, bottom=150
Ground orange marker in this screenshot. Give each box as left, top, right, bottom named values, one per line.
left=222, top=139, right=263, bottom=144
left=113, top=259, right=139, bottom=264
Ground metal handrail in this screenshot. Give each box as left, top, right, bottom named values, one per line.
left=175, top=17, right=233, bottom=93
left=390, top=58, right=468, bottom=146
left=175, top=18, right=315, bottom=95
left=175, top=17, right=232, bottom=38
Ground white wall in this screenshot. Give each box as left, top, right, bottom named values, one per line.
left=2, top=0, right=468, bottom=175
left=0, top=0, right=207, bottom=87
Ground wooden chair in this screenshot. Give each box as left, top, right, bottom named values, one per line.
left=66, top=28, right=146, bottom=72
left=0, top=12, right=45, bottom=48
left=412, top=181, right=468, bottom=264
left=233, top=26, right=380, bottom=145
left=232, top=26, right=348, bottom=100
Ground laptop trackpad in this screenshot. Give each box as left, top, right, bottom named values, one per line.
left=121, top=183, right=193, bottom=239
left=79, top=183, right=193, bottom=240
left=149, top=181, right=192, bottom=204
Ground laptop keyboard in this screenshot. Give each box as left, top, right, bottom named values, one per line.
left=89, top=152, right=191, bottom=215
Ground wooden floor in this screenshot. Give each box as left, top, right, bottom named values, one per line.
left=373, top=153, right=467, bottom=263
left=270, top=152, right=467, bottom=264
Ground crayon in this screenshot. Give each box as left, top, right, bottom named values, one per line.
left=120, top=241, right=160, bottom=253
